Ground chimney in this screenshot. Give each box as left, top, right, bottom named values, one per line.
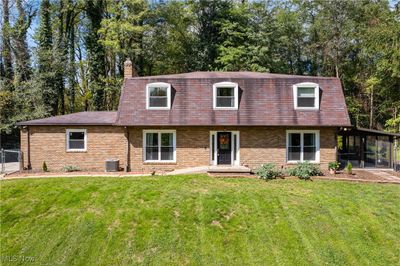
left=124, top=58, right=137, bottom=78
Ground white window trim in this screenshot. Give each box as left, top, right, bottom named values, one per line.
left=286, top=130, right=320, bottom=163
left=213, top=82, right=239, bottom=110
left=146, top=82, right=171, bottom=110
left=293, top=82, right=320, bottom=110
left=66, top=129, right=87, bottom=152
left=210, top=131, right=240, bottom=166
left=143, top=130, right=176, bottom=163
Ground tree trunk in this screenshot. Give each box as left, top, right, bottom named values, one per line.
left=1, top=0, right=14, bottom=88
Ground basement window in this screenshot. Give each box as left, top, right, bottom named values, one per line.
left=293, top=82, right=320, bottom=110
left=146, top=82, right=171, bottom=109
left=143, top=130, right=176, bottom=162
left=66, top=129, right=87, bottom=152
left=213, top=82, right=239, bottom=109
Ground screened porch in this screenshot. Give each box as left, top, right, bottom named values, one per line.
left=338, top=127, right=399, bottom=170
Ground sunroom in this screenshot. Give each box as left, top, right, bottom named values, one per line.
left=338, top=127, right=399, bottom=170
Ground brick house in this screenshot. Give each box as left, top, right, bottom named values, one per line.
left=18, top=60, right=354, bottom=173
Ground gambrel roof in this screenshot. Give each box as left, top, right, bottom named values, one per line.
left=115, top=72, right=351, bottom=127
left=17, top=72, right=351, bottom=127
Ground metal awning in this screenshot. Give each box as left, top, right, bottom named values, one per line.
left=341, top=126, right=400, bottom=137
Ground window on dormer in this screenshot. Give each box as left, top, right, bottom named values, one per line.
left=293, top=82, right=319, bottom=110
left=146, top=82, right=171, bottom=109
left=213, top=82, right=238, bottom=109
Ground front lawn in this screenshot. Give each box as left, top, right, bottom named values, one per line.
left=1, top=175, right=399, bottom=265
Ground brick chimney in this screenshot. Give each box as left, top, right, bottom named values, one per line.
left=124, top=58, right=137, bottom=78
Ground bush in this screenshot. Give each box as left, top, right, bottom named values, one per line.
left=42, top=161, right=48, bottom=172
left=286, top=161, right=322, bottom=180
left=255, top=163, right=282, bottom=180
left=345, top=162, right=353, bottom=174
left=62, top=165, right=80, bottom=172
left=328, top=161, right=340, bottom=170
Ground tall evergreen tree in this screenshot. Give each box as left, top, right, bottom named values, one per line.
left=85, top=0, right=106, bottom=110
left=191, top=0, right=232, bottom=70
left=36, top=0, right=58, bottom=115
left=65, top=0, right=79, bottom=113
left=1, top=0, right=13, bottom=90
left=12, top=0, right=35, bottom=83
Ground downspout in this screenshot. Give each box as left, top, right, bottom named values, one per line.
left=125, top=126, right=130, bottom=172
left=27, top=126, right=31, bottom=170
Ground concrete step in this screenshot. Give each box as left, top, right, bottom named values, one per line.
left=208, top=172, right=255, bottom=178
left=207, top=166, right=253, bottom=176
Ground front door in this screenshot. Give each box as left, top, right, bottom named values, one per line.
left=217, top=132, right=232, bottom=165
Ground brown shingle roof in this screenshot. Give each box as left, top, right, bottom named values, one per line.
left=115, top=72, right=351, bottom=126
left=17, top=111, right=117, bottom=126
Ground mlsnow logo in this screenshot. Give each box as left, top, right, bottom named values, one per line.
left=1, top=255, right=35, bottom=263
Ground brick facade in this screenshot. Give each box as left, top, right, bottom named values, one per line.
left=20, top=126, right=125, bottom=171
left=21, top=126, right=337, bottom=172
left=128, top=126, right=337, bottom=172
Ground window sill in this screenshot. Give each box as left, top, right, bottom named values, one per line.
left=66, top=150, right=87, bottom=153
left=213, top=107, right=238, bottom=110
left=294, top=107, right=319, bottom=111
left=286, top=161, right=320, bottom=164
left=146, top=107, right=171, bottom=110
left=143, top=161, right=177, bottom=165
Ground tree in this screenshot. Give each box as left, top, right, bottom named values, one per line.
left=142, top=0, right=197, bottom=74
left=85, top=0, right=106, bottom=110
left=12, top=0, right=35, bottom=83
left=1, top=0, right=13, bottom=91
left=190, top=0, right=232, bottom=70
left=36, top=0, right=58, bottom=115
left=216, top=1, right=276, bottom=72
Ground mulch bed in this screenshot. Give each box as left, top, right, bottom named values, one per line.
left=314, top=169, right=400, bottom=184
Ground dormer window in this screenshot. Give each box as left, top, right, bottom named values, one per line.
left=213, top=82, right=239, bottom=110
left=293, top=82, right=319, bottom=110
left=146, top=82, right=171, bottom=109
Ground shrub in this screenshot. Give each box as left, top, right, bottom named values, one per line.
left=286, top=161, right=322, bottom=180
left=63, top=165, right=80, bottom=172
left=328, top=161, right=340, bottom=170
left=42, top=161, right=48, bottom=172
left=255, top=163, right=282, bottom=180
left=345, top=162, right=353, bottom=174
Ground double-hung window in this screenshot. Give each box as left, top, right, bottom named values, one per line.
left=213, top=82, right=239, bottom=109
left=286, top=130, right=319, bottom=163
left=293, top=82, right=319, bottom=110
left=66, top=129, right=87, bottom=152
left=143, top=130, right=176, bottom=162
left=146, top=82, right=171, bottom=109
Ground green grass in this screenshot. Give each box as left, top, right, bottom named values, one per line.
left=1, top=175, right=400, bottom=265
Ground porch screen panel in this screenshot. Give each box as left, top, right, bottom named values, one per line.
left=146, top=133, right=159, bottom=160
left=365, top=136, right=376, bottom=167
left=377, top=136, right=390, bottom=168
left=303, top=133, right=316, bottom=161
left=288, top=133, right=301, bottom=161
left=161, top=133, right=174, bottom=160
